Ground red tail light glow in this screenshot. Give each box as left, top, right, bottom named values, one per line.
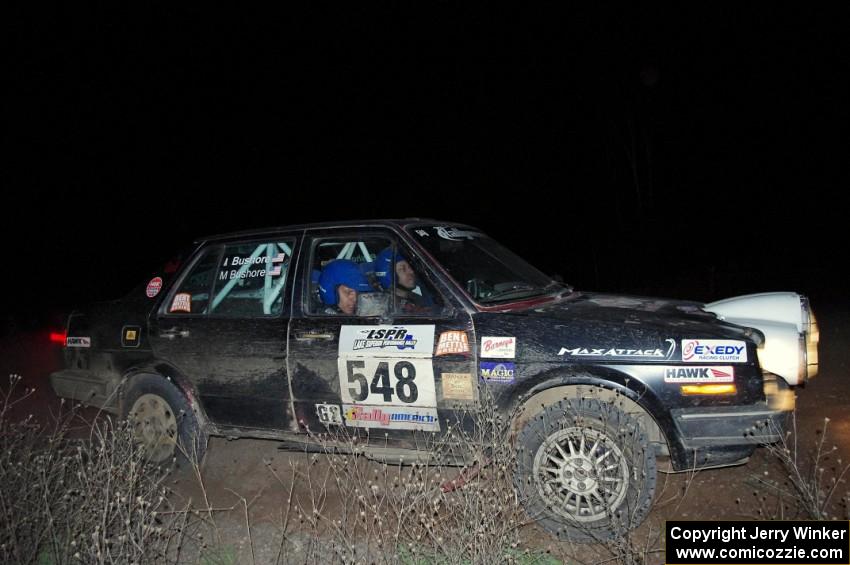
left=50, top=331, right=67, bottom=345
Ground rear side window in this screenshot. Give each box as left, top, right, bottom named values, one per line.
left=165, top=248, right=220, bottom=314
left=210, top=240, right=295, bottom=317
left=167, top=240, right=294, bottom=317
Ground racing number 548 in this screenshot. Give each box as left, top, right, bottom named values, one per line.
left=346, top=359, right=418, bottom=403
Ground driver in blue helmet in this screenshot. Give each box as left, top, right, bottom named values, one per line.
left=374, top=247, right=436, bottom=313
left=318, top=259, right=374, bottom=315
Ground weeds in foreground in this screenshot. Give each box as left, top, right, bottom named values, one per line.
left=268, top=390, right=535, bottom=563
left=7, top=368, right=844, bottom=565
left=749, top=412, right=850, bottom=521
left=0, top=374, right=177, bottom=564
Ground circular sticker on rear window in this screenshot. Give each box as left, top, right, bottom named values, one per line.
left=146, top=277, right=163, bottom=298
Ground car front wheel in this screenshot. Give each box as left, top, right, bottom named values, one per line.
left=515, top=397, right=656, bottom=541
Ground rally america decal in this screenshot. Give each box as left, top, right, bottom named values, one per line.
left=338, top=325, right=439, bottom=431
left=342, top=405, right=440, bottom=432
left=663, top=366, right=735, bottom=383
left=65, top=337, right=91, bottom=348
left=682, top=339, right=747, bottom=363
left=558, top=338, right=676, bottom=360
left=481, top=337, right=516, bottom=359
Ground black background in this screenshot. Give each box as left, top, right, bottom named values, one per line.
left=6, top=5, right=848, bottom=328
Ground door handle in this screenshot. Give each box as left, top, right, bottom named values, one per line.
left=295, top=331, right=335, bottom=341
left=160, top=327, right=190, bottom=339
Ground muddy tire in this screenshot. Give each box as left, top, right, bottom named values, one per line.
left=514, top=397, right=656, bottom=542
left=122, top=375, right=207, bottom=468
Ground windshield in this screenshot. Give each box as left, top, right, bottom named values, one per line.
left=408, top=225, right=565, bottom=304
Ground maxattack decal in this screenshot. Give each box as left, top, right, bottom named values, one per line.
left=435, top=331, right=470, bottom=356
left=558, top=338, right=676, bottom=360
left=169, top=293, right=192, bottom=313
left=681, top=339, right=747, bottom=363
left=479, top=362, right=515, bottom=383
left=146, top=277, right=163, bottom=298
left=481, top=336, right=516, bottom=359
left=339, top=325, right=436, bottom=358
left=441, top=373, right=474, bottom=400
left=663, top=366, right=735, bottom=383
left=65, top=337, right=91, bottom=348
left=343, top=405, right=440, bottom=432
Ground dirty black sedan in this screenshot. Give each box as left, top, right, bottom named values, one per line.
left=51, top=220, right=816, bottom=540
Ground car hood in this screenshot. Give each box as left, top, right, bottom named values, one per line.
left=473, top=291, right=761, bottom=365
left=523, top=291, right=754, bottom=338
left=474, top=291, right=764, bottom=365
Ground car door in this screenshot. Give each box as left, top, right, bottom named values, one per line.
left=148, top=235, right=298, bottom=430
left=287, top=227, right=476, bottom=443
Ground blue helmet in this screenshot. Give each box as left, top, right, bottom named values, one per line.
left=374, top=247, right=408, bottom=289
left=318, top=259, right=373, bottom=305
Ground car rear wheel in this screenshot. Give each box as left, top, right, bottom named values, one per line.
left=514, top=397, right=656, bottom=541
left=123, top=375, right=207, bottom=467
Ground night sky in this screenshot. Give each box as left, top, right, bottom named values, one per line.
left=6, top=6, right=849, bottom=328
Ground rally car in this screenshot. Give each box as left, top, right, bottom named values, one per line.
left=50, top=219, right=818, bottom=539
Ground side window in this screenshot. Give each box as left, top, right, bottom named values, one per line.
left=207, top=240, right=295, bottom=317
left=308, top=237, right=390, bottom=316
left=307, top=236, right=443, bottom=317
left=166, top=247, right=221, bottom=315
left=376, top=244, right=444, bottom=317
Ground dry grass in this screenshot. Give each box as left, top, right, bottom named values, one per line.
left=747, top=412, right=850, bottom=521
left=0, top=374, right=178, bottom=564
left=9, top=371, right=833, bottom=565
left=267, top=391, right=536, bottom=563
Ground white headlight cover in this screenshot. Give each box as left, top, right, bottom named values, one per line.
left=705, top=292, right=818, bottom=386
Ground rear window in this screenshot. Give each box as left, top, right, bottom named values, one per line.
left=165, top=239, right=295, bottom=317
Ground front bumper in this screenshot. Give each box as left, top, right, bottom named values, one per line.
left=668, top=376, right=794, bottom=470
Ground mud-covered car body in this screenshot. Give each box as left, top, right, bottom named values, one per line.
left=52, top=220, right=811, bottom=479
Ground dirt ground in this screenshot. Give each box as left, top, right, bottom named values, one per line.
left=2, top=298, right=848, bottom=563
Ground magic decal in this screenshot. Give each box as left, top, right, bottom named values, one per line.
left=479, top=362, right=515, bottom=383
